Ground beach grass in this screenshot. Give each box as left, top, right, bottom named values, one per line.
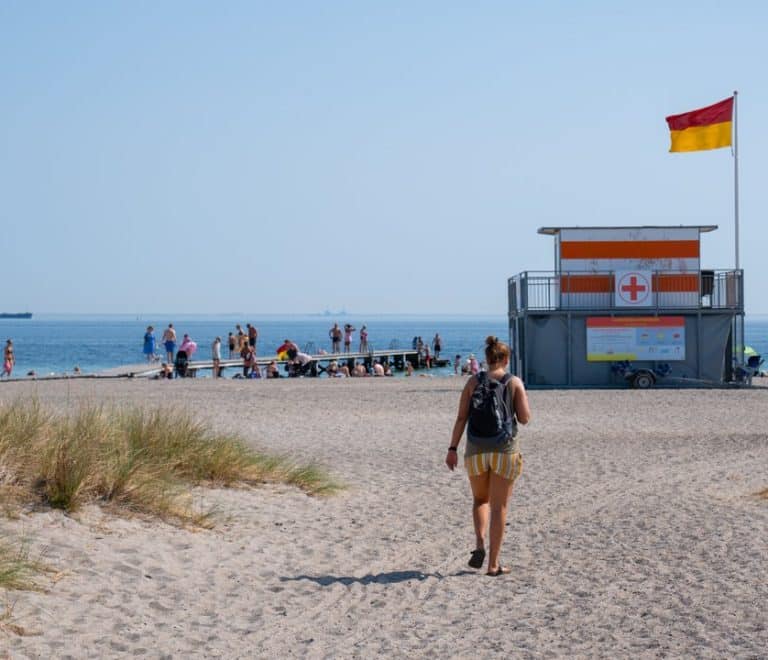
left=0, top=400, right=341, bottom=526
left=0, top=538, right=47, bottom=592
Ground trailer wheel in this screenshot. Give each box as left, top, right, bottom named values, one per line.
left=632, top=371, right=655, bottom=389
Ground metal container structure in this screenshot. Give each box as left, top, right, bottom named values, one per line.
left=508, top=226, right=745, bottom=387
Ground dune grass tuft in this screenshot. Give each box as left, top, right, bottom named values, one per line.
left=0, top=539, right=47, bottom=592
left=0, top=400, right=341, bottom=526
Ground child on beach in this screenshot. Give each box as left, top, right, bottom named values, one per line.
left=446, top=336, right=531, bottom=576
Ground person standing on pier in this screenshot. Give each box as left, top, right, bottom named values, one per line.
left=236, top=324, right=247, bottom=353
left=433, top=333, right=443, bottom=360
left=2, top=339, right=14, bottom=378
left=211, top=337, right=222, bottom=378
left=162, top=324, right=177, bottom=363
left=359, top=325, right=369, bottom=353
left=329, top=323, right=342, bottom=353
left=228, top=332, right=236, bottom=358
left=343, top=324, right=356, bottom=353
left=247, top=323, right=259, bottom=354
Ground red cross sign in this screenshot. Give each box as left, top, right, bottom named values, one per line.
left=616, top=271, right=651, bottom=306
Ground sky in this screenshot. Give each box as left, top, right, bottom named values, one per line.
left=2, top=1, right=767, bottom=315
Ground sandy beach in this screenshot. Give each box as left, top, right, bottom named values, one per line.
left=1, top=377, right=767, bottom=658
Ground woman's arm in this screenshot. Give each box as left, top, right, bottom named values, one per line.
left=510, top=376, right=531, bottom=425
left=446, top=378, right=476, bottom=470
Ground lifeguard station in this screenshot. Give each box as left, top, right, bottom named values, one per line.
left=507, top=225, right=744, bottom=387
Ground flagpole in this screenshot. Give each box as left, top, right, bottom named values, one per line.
left=733, top=90, right=739, bottom=270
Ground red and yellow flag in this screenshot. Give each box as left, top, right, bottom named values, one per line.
left=665, top=96, right=733, bottom=152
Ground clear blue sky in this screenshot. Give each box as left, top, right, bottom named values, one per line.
left=2, top=1, right=767, bottom=315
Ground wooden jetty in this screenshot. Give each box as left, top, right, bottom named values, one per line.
left=97, top=349, right=445, bottom=379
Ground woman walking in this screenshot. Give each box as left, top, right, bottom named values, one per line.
left=445, top=336, right=531, bottom=576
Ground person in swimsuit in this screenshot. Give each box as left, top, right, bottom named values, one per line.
left=329, top=324, right=342, bottom=353
left=433, top=333, right=443, bottom=359
left=446, top=336, right=531, bottom=576
left=143, top=326, right=157, bottom=363
left=247, top=324, right=258, bottom=352
left=343, top=324, right=355, bottom=353
left=228, top=332, right=236, bottom=358
left=162, top=324, right=177, bottom=363
left=2, top=339, right=14, bottom=378
left=359, top=325, right=369, bottom=353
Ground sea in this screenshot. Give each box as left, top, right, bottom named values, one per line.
left=3, top=314, right=768, bottom=378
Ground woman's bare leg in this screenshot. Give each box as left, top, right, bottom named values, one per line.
left=468, top=472, right=490, bottom=550
left=487, top=471, right=515, bottom=572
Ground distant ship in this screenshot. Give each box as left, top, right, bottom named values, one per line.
left=0, top=313, right=32, bottom=319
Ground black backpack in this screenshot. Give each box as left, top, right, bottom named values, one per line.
left=467, top=372, right=517, bottom=447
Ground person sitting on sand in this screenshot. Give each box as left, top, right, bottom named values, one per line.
left=326, top=360, right=349, bottom=378
left=372, top=360, right=385, bottom=376
left=383, top=363, right=393, bottom=377
left=351, top=362, right=368, bottom=377
left=446, top=336, right=531, bottom=576
left=266, top=360, right=280, bottom=379
left=153, top=363, right=173, bottom=380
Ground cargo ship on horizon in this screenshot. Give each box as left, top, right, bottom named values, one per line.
left=0, top=312, right=32, bottom=319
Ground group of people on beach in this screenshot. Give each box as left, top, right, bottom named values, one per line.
left=328, top=323, right=368, bottom=353
left=143, top=321, right=453, bottom=380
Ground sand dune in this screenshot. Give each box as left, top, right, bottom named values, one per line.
left=2, top=378, right=767, bottom=657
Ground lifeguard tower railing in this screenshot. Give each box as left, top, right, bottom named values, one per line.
left=508, top=269, right=743, bottom=314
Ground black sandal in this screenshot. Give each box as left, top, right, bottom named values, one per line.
left=486, top=566, right=511, bottom=576
left=468, top=549, right=486, bottom=569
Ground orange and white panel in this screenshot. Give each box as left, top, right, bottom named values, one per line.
left=559, top=227, right=700, bottom=274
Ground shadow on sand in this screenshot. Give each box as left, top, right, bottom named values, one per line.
left=281, top=569, right=477, bottom=586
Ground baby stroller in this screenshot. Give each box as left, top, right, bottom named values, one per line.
left=174, top=350, right=189, bottom=378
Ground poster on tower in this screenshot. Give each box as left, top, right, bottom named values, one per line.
left=586, top=316, right=686, bottom=362
left=615, top=270, right=652, bottom=307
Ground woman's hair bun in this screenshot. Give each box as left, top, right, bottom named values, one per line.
left=485, top=335, right=498, bottom=347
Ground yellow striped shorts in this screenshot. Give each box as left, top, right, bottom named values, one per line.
left=465, top=452, right=523, bottom=482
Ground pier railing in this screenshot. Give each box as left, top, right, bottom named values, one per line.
left=508, top=269, right=743, bottom=313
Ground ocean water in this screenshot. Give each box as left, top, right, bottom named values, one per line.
left=0, top=315, right=508, bottom=377
left=3, top=314, right=767, bottom=378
